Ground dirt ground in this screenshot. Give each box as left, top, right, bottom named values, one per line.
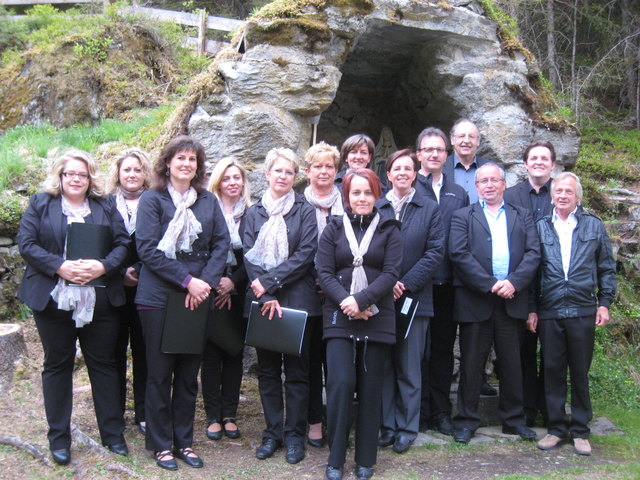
left=0, top=321, right=628, bottom=480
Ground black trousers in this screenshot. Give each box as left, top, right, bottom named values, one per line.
left=326, top=338, right=388, bottom=469
left=307, top=315, right=325, bottom=425
left=201, top=340, right=244, bottom=422
left=33, top=292, right=125, bottom=450
left=520, top=329, right=546, bottom=420
left=454, top=299, right=525, bottom=431
left=538, top=316, right=595, bottom=439
left=140, top=309, right=202, bottom=452
left=115, top=286, right=147, bottom=424
left=256, top=322, right=311, bottom=446
left=421, top=285, right=457, bottom=422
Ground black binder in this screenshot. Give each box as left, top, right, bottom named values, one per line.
left=245, top=301, right=308, bottom=356
left=206, top=306, right=245, bottom=356
left=395, top=294, right=419, bottom=340
left=66, top=222, right=111, bottom=287
left=161, top=292, right=210, bottom=354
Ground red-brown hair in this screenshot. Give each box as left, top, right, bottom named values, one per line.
left=341, top=168, right=383, bottom=208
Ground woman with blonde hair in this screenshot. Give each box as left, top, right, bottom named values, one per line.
left=201, top=158, right=251, bottom=441
left=18, top=149, right=130, bottom=465
left=107, top=147, right=152, bottom=435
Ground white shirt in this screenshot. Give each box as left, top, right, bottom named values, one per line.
left=431, top=175, right=443, bottom=203
left=552, top=207, right=578, bottom=280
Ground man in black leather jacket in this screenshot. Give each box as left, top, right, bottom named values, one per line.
left=528, top=172, right=616, bottom=456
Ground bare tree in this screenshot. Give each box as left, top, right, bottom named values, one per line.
left=547, top=0, right=560, bottom=88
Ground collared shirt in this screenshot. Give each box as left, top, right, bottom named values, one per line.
left=552, top=207, right=578, bottom=280
left=453, top=154, right=480, bottom=203
left=431, top=174, right=443, bottom=203
left=480, top=199, right=509, bottom=280
left=528, top=180, right=552, bottom=221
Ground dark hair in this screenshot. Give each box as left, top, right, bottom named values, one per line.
left=416, top=127, right=449, bottom=151
left=385, top=149, right=420, bottom=187
left=342, top=168, right=383, bottom=207
left=523, top=141, right=556, bottom=164
left=339, top=134, right=375, bottom=166
left=154, top=135, right=207, bottom=192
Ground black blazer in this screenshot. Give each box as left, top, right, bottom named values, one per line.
left=134, top=188, right=230, bottom=309
left=504, top=179, right=553, bottom=222
left=449, top=202, right=540, bottom=322
left=17, top=193, right=130, bottom=312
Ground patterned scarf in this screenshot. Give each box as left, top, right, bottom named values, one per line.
left=115, top=187, right=145, bottom=235
left=342, top=211, right=380, bottom=306
left=157, top=184, right=202, bottom=259
left=304, top=185, right=344, bottom=241
left=217, top=195, right=246, bottom=266
left=385, top=188, right=415, bottom=220
left=245, top=189, right=295, bottom=271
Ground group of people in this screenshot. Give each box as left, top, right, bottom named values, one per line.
left=16, top=117, right=616, bottom=480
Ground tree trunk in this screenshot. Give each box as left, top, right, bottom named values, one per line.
left=621, top=0, right=639, bottom=128
left=0, top=324, right=26, bottom=394
left=546, top=0, right=560, bottom=88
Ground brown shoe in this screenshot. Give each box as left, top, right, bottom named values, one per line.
left=573, top=438, right=591, bottom=456
left=536, top=434, right=564, bottom=450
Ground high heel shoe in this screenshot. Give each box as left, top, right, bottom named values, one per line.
left=222, top=418, right=241, bottom=439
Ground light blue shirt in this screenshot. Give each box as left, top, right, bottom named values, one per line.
left=453, top=154, right=481, bottom=204
left=480, top=200, right=509, bottom=280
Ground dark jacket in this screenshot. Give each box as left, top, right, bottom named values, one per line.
left=449, top=201, right=540, bottom=322
left=242, top=193, right=320, bottom=316
left=134, top=188, right=230, bottom=308
left=376, top=193, right=444, bottom=317
left=533, top=208, right=616, bottom=319
left=317, top=210, right=402, bottom=344
left=504, top=179, right=553, bottom=222
left=415, top=173, right=469, bottom=284
left=17, top=193, right=130, bottom=312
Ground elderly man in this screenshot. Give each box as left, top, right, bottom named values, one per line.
left=529, top=172, right=616, bottom=456
left=444, top=119, right=489, bottom=204
left=449, top=163, right=540, bottom=443
left=414, top=127, right=468, bottom=436
left=505, top=142, right=556, bottom=427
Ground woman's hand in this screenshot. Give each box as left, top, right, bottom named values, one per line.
left=261, top=299, right=282, bottom=320
left=186, top=277, right=211, bottom=309
left=64, top=259, right=106, bottom=285
left=216, top=277, right=235, bottom=296
left=251, top=278, right=267, bottom=299
left=123, top=266, right=139, bottom=287
left=56, top=260, right=79, bottom=282
left=340, top=295, right=362, bottom=318
left=214, top=292, right=232, bottom=310
left=393, top=281, right=406, bottom=300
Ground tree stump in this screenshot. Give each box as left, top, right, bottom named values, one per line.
left=0, top=323, right=26, bottom=394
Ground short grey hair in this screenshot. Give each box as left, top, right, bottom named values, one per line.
left=474, top=162, right=505, bottom=182
left=264, top=147, right=300, bottom=174
left=551, top=171, right=583, bottom=204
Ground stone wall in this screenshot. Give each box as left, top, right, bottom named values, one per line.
left=0, top=236, right=24, bottom=322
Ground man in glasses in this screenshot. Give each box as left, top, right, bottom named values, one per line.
left=449, top=163, right=540, bottom=444
left=414, top=127, right=468, bottom=437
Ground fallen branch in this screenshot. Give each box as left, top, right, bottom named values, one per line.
left=105, top=463, right=140, bottom=477
left=70, top=422, right=109, bottom=456
left=0, top=435, right=52, bottom=467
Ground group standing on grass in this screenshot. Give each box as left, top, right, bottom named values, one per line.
left=17, top=120, right=616, bottom=479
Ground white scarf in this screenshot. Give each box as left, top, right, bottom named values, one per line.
left=115, top=187, right=144, bottom=235
left=50, top=196, right=96, bottom=328
left=157, top=184, right=202, bottom=259
left=245, top=189, right=295, bottom=271
left=385, top=188, right=415, bottom=220
left=217, top=195, right=246, bottom=266
left=342, top=211, right=380, bottom=304
left=304, top=185, right=344, bottom=241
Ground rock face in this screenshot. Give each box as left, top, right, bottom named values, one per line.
left=188, top=0, right=580, bottom=190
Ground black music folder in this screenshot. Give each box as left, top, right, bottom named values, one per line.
left=66, top=222, right=111, bottom=286
left=245, top=301, right=308, bottom=356
left=207, top=306, right=245, bottom=356
left=395, top=294, right=419, bottom=340
left=161, top=292, right=210, bottom=354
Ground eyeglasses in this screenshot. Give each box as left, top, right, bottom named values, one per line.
left=61, top=172, right=90, bottom=180
left=454, top=134, right=478, bottom=141
left=417, top=147, right=447, bottom=155
left=272, top=169, right=295, bottom=178
left=476, top=177, right=504, bottom=185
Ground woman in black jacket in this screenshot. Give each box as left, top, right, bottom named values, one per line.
left=17, top=149, right=130, bottom=465
left=201, top=158, right=251, bottom=441
left=317, top=168, right=402, bottom=480
left=107, top=147, right=152, bottom=435
left=135, top=136, right=229, bottom=470
left=243, top=147, right=320, bottom=465
left=376, top=149, right=444, bottom=454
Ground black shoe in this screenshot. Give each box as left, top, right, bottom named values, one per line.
left=206, top=421, right=223, bottom=441
left=392, top=435, right=413, bottom=454
left=284, top=443, right=305, bottom=464
left=355, top=465, right=374, bottom=479
left=51, top=448, right=70, bottom=466
left=155, top=450, right=178, bottom=470
left=480, top=382, right=498, bottom=396
left=377, top=429, right=395, bottom=447
left=502, top=425, right=537, bottom=440
left=108, top=442, right=129, bottom=456
left=222, top=418, right=241, bottom=439
left=431, top=414, right=455, bottom=436
left=308, top=436, right=326, bottom=448
left=137, top=421, right=147, bottom=435
left=255, top=438, right=281, bottom=460
left=326, top=464, right=343, bottom=480
left=453, top=427, right=474, bottom=444
left=173, top=447, right=203, bottom=468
